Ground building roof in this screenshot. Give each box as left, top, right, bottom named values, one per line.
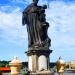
left=0, top=67, right=11, bottom=73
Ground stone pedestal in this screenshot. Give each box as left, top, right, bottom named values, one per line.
left=56, top=58, right=65, bottom=75
left=29, top=71, right=54, bottom=75
left=26, top=49, right=53, bottom=75
left=9, top=57, right=22, bottom=75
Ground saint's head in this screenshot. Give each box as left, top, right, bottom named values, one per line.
left=33, top=0, right=39, bottom=4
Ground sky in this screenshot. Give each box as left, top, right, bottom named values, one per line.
left=0, top=0, right=75, bottom=62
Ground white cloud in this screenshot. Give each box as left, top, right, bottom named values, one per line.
left=9, top=0, right=25, bottom=3
left=0, top=10, right=27, bottom=46
left=45, top=1, right=75, bottom=49
left=0, top=5, right=21, bottom=13
left=9, top=0, right=32, bottom=4
left=9, top=0, right=50, bottom=6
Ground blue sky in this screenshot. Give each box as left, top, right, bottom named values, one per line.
left=0, top=0, right=75, bottom=62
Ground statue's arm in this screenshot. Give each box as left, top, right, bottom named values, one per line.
left=22, top=10, right=28, bottom=25
left=22, top=4, right=32, bottom=25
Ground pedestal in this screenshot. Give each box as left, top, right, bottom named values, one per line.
left=26, top=49, right=53, bottom=75
left=9, top=57, right=22, bottom=75
left=29, top=71, right=54, bottom=75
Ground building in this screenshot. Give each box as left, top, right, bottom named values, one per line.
left=66, top=61, right=75, bottom=69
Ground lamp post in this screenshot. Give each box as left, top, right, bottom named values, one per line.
left=56, top=57, right=65, bottom=75
left=9, top=57, right=22, bottom=75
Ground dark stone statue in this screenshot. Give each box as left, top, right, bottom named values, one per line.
left=22, top=0, right=51, bottom=50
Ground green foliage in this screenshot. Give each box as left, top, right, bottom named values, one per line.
left=22, top=69, right=26, bottom=75
left=53, top=66, right=57, bottom=72
left=0, top=61, right=9, bottom=67
left=0, top=71, right=2, bottom=75
left=22, top=70, right=26, bottom=75
left=22, top=67, right=27, bottom=75
left=0, top=63, right=5, bottom=67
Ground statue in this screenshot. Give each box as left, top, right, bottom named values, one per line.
left=22, top=0, right=51, bottom=50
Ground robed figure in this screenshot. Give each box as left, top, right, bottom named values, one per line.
left=22, top=0, right=51, bottom=50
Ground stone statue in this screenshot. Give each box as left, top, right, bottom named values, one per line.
left=22, top=0, right=51, bottom=50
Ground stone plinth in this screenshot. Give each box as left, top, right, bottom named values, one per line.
left=26, top=49, right=53, bottom=75
left=9, top=57, right=22, bottom=75
left=56, top=58, right=65, bottom=75
left=29, top=70, right=54, bottom=75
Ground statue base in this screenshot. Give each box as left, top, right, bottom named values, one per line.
left=29, top=70, right=54, bottom=75
left=25, top=49, right=53, bottom=75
